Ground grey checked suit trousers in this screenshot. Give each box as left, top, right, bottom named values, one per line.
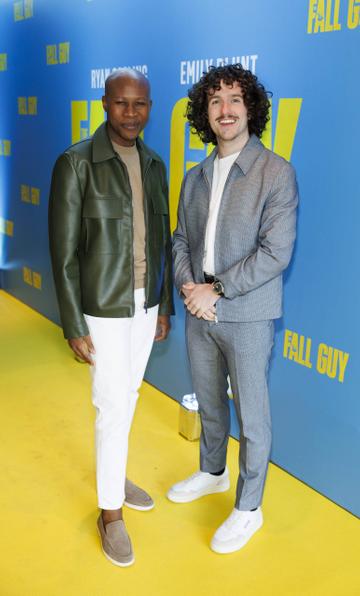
left=186, top=314, right=274, bottom=510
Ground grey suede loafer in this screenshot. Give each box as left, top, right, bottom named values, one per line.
left=124, top=479, right=154, bottom=511
left=97, top=514, right=134, bottom=567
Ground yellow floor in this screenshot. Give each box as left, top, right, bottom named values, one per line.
left=0, top=290, right=359, bottom=596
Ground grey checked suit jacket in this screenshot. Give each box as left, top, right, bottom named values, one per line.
left=173, top=134, right=298, bottom=322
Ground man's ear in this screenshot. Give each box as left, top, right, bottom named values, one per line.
left=102, top=96, right=108, bottom=112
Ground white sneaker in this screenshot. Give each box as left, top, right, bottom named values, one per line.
left=167, top=468, right=230, bottom=503
left=211, top=507, right=263, bottom=554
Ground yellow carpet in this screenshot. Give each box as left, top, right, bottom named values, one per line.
left=0, top=290, right=359, bottom=596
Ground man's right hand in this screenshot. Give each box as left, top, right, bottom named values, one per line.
left=68, top=335, right=95, bottom=365
left=181, top=282, right=216, bottom=321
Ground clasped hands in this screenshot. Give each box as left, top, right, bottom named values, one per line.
left=182, top=282, right=220, bottom=320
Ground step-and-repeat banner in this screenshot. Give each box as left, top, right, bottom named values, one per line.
left=0, top=0, right=359, bottom=516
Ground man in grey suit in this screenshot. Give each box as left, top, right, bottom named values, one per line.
left=168, top=64, right=298, bottom=554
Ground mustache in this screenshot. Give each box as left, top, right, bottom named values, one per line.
left=215, top=116, right=238, bottom=122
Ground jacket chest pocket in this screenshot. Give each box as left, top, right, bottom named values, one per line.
left=149, top=194, right=169, bottom=249
left=151, top=193, right=168, bottom=215
left=81, top=197, right=124, bottom=254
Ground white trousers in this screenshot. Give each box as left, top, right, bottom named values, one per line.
left=84, top=289, right=159, bottom=510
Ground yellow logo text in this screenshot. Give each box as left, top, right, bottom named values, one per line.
left=0, top=218, right=14, bottom=237
left=348, top=0, right=360, bottom=27
left=46, top=42, right=70, bottom=66
left=308, top=0, right=359, bottom=32
left=308, top=0, right=342, bottom=32
left=0, top=54, right=7, bottom=71
left=23, top=267, right=42, bottom=290
left=283, top=329, right=350, bottom=383
left=18, top=96, right=37, bottom=115
left=21, top=185, right=40, bottom=205
left=71, top=100, right=104, bottom=144
left=14, top=0, right=33, bottom=21
left=0, top=140, right=11, bottom=156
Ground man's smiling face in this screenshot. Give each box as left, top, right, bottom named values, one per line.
left=102, top=74, right=151, bottom=147
left=207, top=80, right=249, bottom=148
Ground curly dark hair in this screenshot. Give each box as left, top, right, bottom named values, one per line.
left=186, top=64, right=271, bottom=144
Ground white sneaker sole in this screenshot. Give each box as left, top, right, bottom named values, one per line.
left=97, top=528, right=135, bottom=567
left=167, top=478, right=230, bottom=503
left=210, top=518, right=263, bottom=554
left=124, top=500, right=154, bottom=511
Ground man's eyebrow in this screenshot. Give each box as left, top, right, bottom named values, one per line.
left=111, top=95, right=148, bottom=100
left=208, top=92, right=243, bottom=98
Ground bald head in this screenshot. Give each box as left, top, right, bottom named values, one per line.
left=102, top=68, right=152, bottom=147
left=105, top=68, right=150, bottom=98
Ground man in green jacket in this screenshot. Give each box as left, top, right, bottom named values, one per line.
left=49, top=69, right=174, bottom=567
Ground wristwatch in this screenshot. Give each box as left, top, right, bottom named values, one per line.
left=212, top=279, right=225, bottom=296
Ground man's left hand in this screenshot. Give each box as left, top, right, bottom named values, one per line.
left=154, top=315, right=171, bottom=341
left=183, top=283, right=220, bottom=318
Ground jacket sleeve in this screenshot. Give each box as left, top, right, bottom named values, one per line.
left=158, top=163, right=175, bottom=316
left=217, top=162, right=298, bottom=299
left=48, top=152, right=89, bottom=339
left=172, top=176, right=195, bottom=294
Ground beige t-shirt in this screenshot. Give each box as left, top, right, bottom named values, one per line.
left=112, top=141, right=146, bottom=289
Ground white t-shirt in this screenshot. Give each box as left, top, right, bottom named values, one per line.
left=203, top=151, right=240, bottom=275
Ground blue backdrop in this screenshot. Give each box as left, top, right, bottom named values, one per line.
left=0, top=0, right=359, bottom=516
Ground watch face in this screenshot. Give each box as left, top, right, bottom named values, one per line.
left=213, top=281, right=224, bottom=295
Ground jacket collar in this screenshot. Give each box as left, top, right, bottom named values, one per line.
left=201, top=133, right=264, bottom=182
left=92, top=121, right=162, bottom=164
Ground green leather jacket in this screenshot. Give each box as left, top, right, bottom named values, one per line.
left=49, top=122, right=174, bottom=339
